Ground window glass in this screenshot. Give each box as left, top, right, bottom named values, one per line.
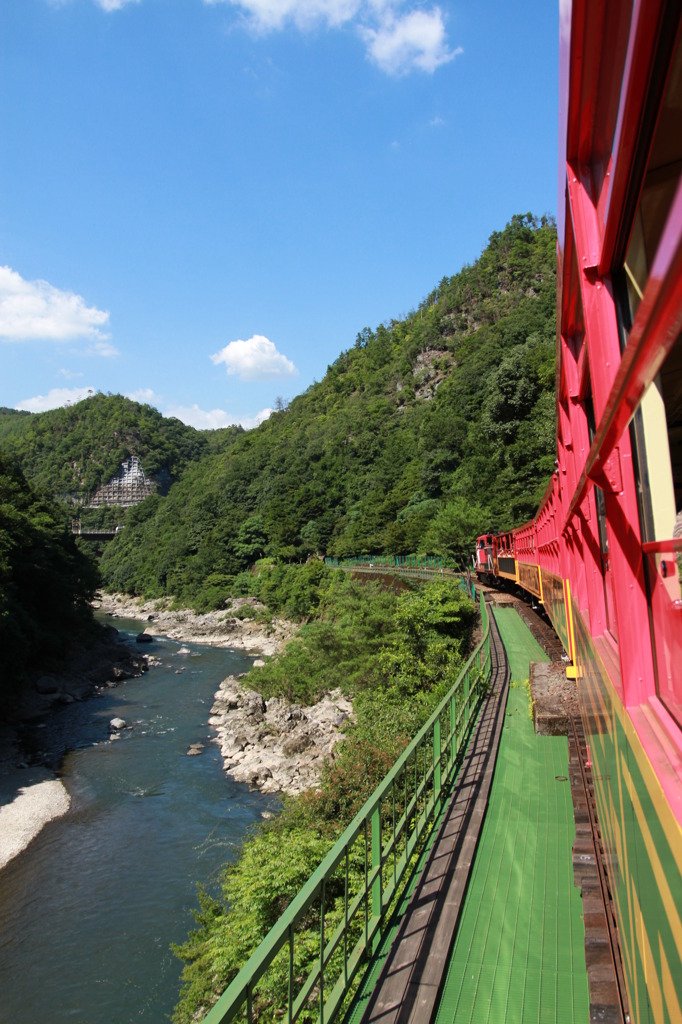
left=623, top=28, right=682, bottom=323
left=634, top=338, right=681, bottom=543
left=632, top=338, right=682, bottom=726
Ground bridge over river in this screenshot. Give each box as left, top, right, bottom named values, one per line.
left=71, top=521, right=121, bottom=541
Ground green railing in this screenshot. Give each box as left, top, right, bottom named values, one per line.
left=325, top=554, right=446, bottom=570
left=203, top=594, right=491, bottom=1024
left=324, top=555, right=469, bottom=585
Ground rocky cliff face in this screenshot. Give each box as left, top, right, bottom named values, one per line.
left=4, top=628, right=148, bottom=727
left=209, top=678, right=353, bottom=795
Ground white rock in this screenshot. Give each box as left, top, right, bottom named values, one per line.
left=208, top=677, right=354, bottom=795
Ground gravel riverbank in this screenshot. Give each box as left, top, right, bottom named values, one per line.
left=97, top=594, right=353, bottom=796
left=95, top=593, right=297, bottom=656
left=0, top=591, right=339, bottom=868
left=0, top=625, right=149, bottom=872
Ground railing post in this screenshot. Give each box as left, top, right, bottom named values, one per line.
left=433, top=717, right=441, bottom=812
left=371, top=802, right=382, bottom=952
left=319, top=877, right=325, bottom=1022
left=288, top=925, right=294, bottom=1024
left=450, top=691, right=457, bottom=762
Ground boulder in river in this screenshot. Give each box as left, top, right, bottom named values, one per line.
left=135, top=632, right=153, bottom=644
left=110, top=718, right=127, bottom=731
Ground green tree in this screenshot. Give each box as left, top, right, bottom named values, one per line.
left=425, top=496, right=488, bottom=563
left=0, top=453, right=100, bottom=704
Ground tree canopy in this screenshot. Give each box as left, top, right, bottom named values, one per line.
left=0, top=393, right=216, bottom=499
left=0, top=453, right=100, bottom=705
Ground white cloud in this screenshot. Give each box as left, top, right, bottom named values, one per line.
left=207, top=0, right=360, bottom=31
left=210, top=334, right=298, bottom=380
left=0, top=266, right=111, bottom=344
left=16, top=387, right=96, bottom=413
left=205, top=0, right=458, bottom=73
left=64, top=0, right=460, bottom=75
left=127, top=388, right=162, bottom=406
left=94, top=0, right=140, bottom=11
left=241, top=407, right=274, bottom=429
left=83, top=339, right=120, bottom=357
left=165, top=403, right=273, bottom=431
left=361, top=9, right=460, bottom=75
left=59, top=368, right=84, bottom=379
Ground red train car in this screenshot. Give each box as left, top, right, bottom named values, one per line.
left=477, top=4, right=682, bottom=1021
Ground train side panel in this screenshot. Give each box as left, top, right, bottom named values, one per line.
left=572, top=610, right=682, bottom=1024
left=558, top=3, right=682, bottom=1021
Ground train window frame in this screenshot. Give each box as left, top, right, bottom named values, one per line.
left=607, top=13, right=682, bottom=725
left=639, top=337, right=682, bottom=729
left=613, top=12, right=682, bottom=317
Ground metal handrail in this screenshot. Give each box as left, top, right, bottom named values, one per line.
left=202, top=594, right=491, bottom=1024
left=324, top=555, right=448, bottom=570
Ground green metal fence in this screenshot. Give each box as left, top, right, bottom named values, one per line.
left=202, top=594, right=491, bottom=1024
left=324, top=555, right=467, bottom=584
left=325, top=555, right=446, bottom=570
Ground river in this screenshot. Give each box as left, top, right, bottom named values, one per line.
left=0, top=615, right=278, bottom=1024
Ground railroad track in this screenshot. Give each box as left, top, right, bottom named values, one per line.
left=569, top=715, right=629, bottom=1024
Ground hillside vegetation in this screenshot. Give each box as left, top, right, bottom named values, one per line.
left=0, top=393, right=217, bottom=499
left=100, top=214, right=557, bottom=608
left=0, top=452, right=100, bottom=705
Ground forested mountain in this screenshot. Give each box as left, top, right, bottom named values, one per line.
left=0, top=453, right=100, bottom=701
left=0, top=407, right=32, bottom=441
left=100, top=214, right=557, bottom=607
left=0, top=393, right=217, bottom=499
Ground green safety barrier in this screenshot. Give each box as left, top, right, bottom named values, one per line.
left=203, top=593, right=491, bottom=1024
left=324, top=555, right=447, bottom=572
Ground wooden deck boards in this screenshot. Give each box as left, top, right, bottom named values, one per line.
left=358, top=612, right=510, bottom=1024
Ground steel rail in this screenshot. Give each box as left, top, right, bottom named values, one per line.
left=569, top=715, right=629, bottom=1024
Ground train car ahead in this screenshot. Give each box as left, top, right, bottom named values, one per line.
left=474, top=533, right=494, bottom=577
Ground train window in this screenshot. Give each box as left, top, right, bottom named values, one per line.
left=632, top=336, right=682, bottom=727
left=633, top=351, right=680, bottom=544
left=661, top=339, right=682, bottom=525
left=607, top=12, right=682, bottom=722
left=622, top=24, right=682, bottom=326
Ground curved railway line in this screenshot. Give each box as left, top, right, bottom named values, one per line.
left=349, top=606, right=511, bottom=1024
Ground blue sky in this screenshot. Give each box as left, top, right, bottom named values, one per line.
left=1, top=0, right=558, bottom=429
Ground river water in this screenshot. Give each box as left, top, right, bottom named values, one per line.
left=0, top=616, right=277, bottom=1024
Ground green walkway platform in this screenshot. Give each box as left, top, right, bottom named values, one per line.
left=433, top=606, right=589, bottom=1024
